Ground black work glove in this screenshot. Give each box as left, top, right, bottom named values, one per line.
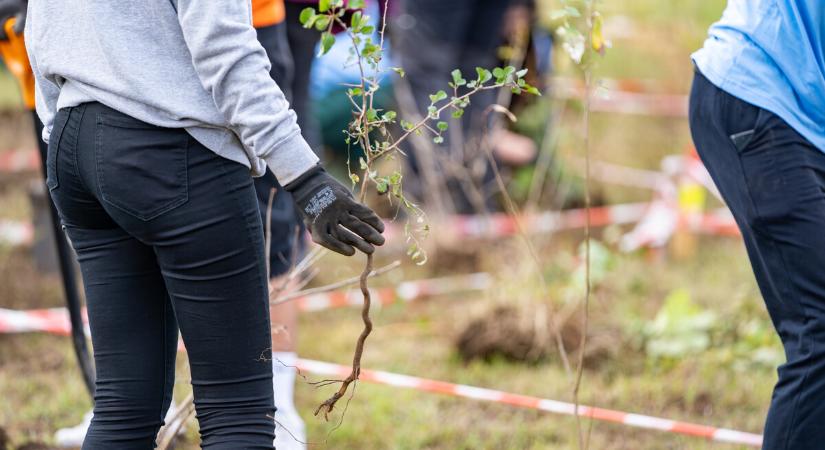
left=0, top=0, right=26, bottom=41
left=285, top=166, right=385, bottom=256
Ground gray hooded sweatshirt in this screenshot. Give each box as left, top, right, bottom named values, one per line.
left=24, top=0, right=319, bottom=185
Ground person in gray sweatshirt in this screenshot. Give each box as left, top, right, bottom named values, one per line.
left=24, top=1, right=385, bottom=448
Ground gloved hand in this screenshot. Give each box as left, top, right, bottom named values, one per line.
left=0, top=0, right=26, bottom=40
left=285, top=166, right=385, bottom=256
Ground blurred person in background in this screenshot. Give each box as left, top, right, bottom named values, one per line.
left=689, top=1, right=825, bottom=448
left=392, top=0, right=537, bottom=214
left=25, top=0, right=385, bottom=448
left=285, top=0, right=323, bottom=152
left=252, top=0, right=308, bottom=448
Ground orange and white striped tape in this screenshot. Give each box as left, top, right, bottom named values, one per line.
left=295, top=358, right=763, bottom=447
left=296, top=273, right=491, bottom=312
left=0, top=219, right=34, bottom=246
left=0, top=148, right=40, bottom=174
left=382, top=203, right=651, bottom=242
left=553, top=77, right=688, bottom=118
left=0, top=273, right=491, bottom=335
left=1, top=203, right=651, bottom=248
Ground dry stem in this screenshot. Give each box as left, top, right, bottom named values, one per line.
left=272, top=259, right=399, bottom=306
left=313, top=253, right=374, bottom=420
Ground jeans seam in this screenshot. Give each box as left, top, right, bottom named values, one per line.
left=155, top=297, right=170, bottom=440
left=73, top=105, right=92, bottom=194
left=216, top=156, right=271, bottom=353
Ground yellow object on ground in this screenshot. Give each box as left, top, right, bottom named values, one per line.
left=0, top=18, right=35, bottom=109
left=252, top=0, right=286, bottom=28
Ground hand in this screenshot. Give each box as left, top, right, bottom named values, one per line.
left=0, top=0, right=26, bottom=41
left=285, top=166, right=385, bottom=256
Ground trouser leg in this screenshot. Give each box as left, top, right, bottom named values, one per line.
left=690, top=71, right=825, bottom=449
left=47, top=105, right=177, bottom=449
left=62, top=102, right=276, bottom=449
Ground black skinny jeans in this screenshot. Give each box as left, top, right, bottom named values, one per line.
left=690, top=71, right=825, bottom=449
left=47, top=102, right=275, bottom=449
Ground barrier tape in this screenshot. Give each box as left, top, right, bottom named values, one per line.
left=383, top=202, right=651, bottom=242
left=0, top=219, right=34, bottom=246
left=297, top=272, right=492, bottom=312
left=553, top=78, right=688, bottom=118
left=0, top=273, right=491, bottom=335
left=1, top=203, right=651, bottom=249
left=295, top=358, right=763, bottom=447
left=0, top=148, right=40, bottom=174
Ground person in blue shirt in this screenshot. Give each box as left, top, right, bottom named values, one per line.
left=690, top=2, right=825, bottom=448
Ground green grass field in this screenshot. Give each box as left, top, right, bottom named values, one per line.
left=0, top=1, right=784, bottom=449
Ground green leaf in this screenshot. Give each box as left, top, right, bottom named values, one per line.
left=348, top=87, right=363, bottom=97
left=319, top=0, right=331, bottom=12
left=391, top=67, right=406, bottom=78
left=451, top=108, right=464, bottom=119
left=299, top=7, right=316, bottom=25
left=451, top=69, right=467, bottom=87
left=376, top=180, right=389, bottom=194
left=319, top=32, right=335, bottom=55
left=359, top=157, right=368, bottom=170
left=389, top=171, right=402, bottom=184
left=348, top=0, right=366, bottom=10
left=314, top=15, right=331, bottom=31
left=366, top=108, right=378, bottom=121
left=365, top=44, right=380, bottom=58
left=525, top=85, right=541, bottom=96
left=349, top=173, right=360, bottom=184
left=427, top=105, right=438, bottom=119
left=428, top=90, right=448, bottom=104
left=436, top=121, right=449, bottom=131
left=382, top=110, right=397, bottom=121
left=400, top=120, right=414, bottom=131
left=433, top=136, right=444, bottom=144
left=350, top=11, right=363, bottom=29
left=516, top=68, right=528, bottom=78
left=475, top=67, right=492, bottom=84
left=550, top=6, right=581, bottom=20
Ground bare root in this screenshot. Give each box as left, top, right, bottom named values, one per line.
left=314, top=253, right=374, bottom=421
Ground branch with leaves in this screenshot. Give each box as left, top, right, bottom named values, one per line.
left=298, top=0, right=541, bottom=420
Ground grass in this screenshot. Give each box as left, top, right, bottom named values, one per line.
left=0, top=0, right=780, bottom=449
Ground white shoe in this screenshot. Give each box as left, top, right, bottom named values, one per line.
left=54, top=411, right=93, bottom=447
left=274, top=407, right=306, bottom=450
left=54, top=403, right=183, bottom=448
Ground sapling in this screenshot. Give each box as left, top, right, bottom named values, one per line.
left=299, top=0, right=541, bottom=420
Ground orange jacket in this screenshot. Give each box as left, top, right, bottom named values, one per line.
left=252, top=0, right=286, bottom=28
left=0, top=18, right=35, bottom=109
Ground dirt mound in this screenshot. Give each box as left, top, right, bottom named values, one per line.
left=455, top=304, right=620, bottom=367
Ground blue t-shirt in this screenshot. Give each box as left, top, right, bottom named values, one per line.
left=692, top=0, right=825, bottom=151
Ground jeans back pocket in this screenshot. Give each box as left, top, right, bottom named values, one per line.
left=95, top=112, right=190, bottom=221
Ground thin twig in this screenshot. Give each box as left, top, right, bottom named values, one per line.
left=156, top=394, right=195, bottom=450
left=573, top=6, right=595, bottom=447
left=481, top=105, right=572, bottom=375
left=271, top=260, right=400, bottom=306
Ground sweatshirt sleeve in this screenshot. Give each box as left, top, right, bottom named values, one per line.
left=24, top=19, right=60, bottom=143
left=174, top=0, right=318, bottom=184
